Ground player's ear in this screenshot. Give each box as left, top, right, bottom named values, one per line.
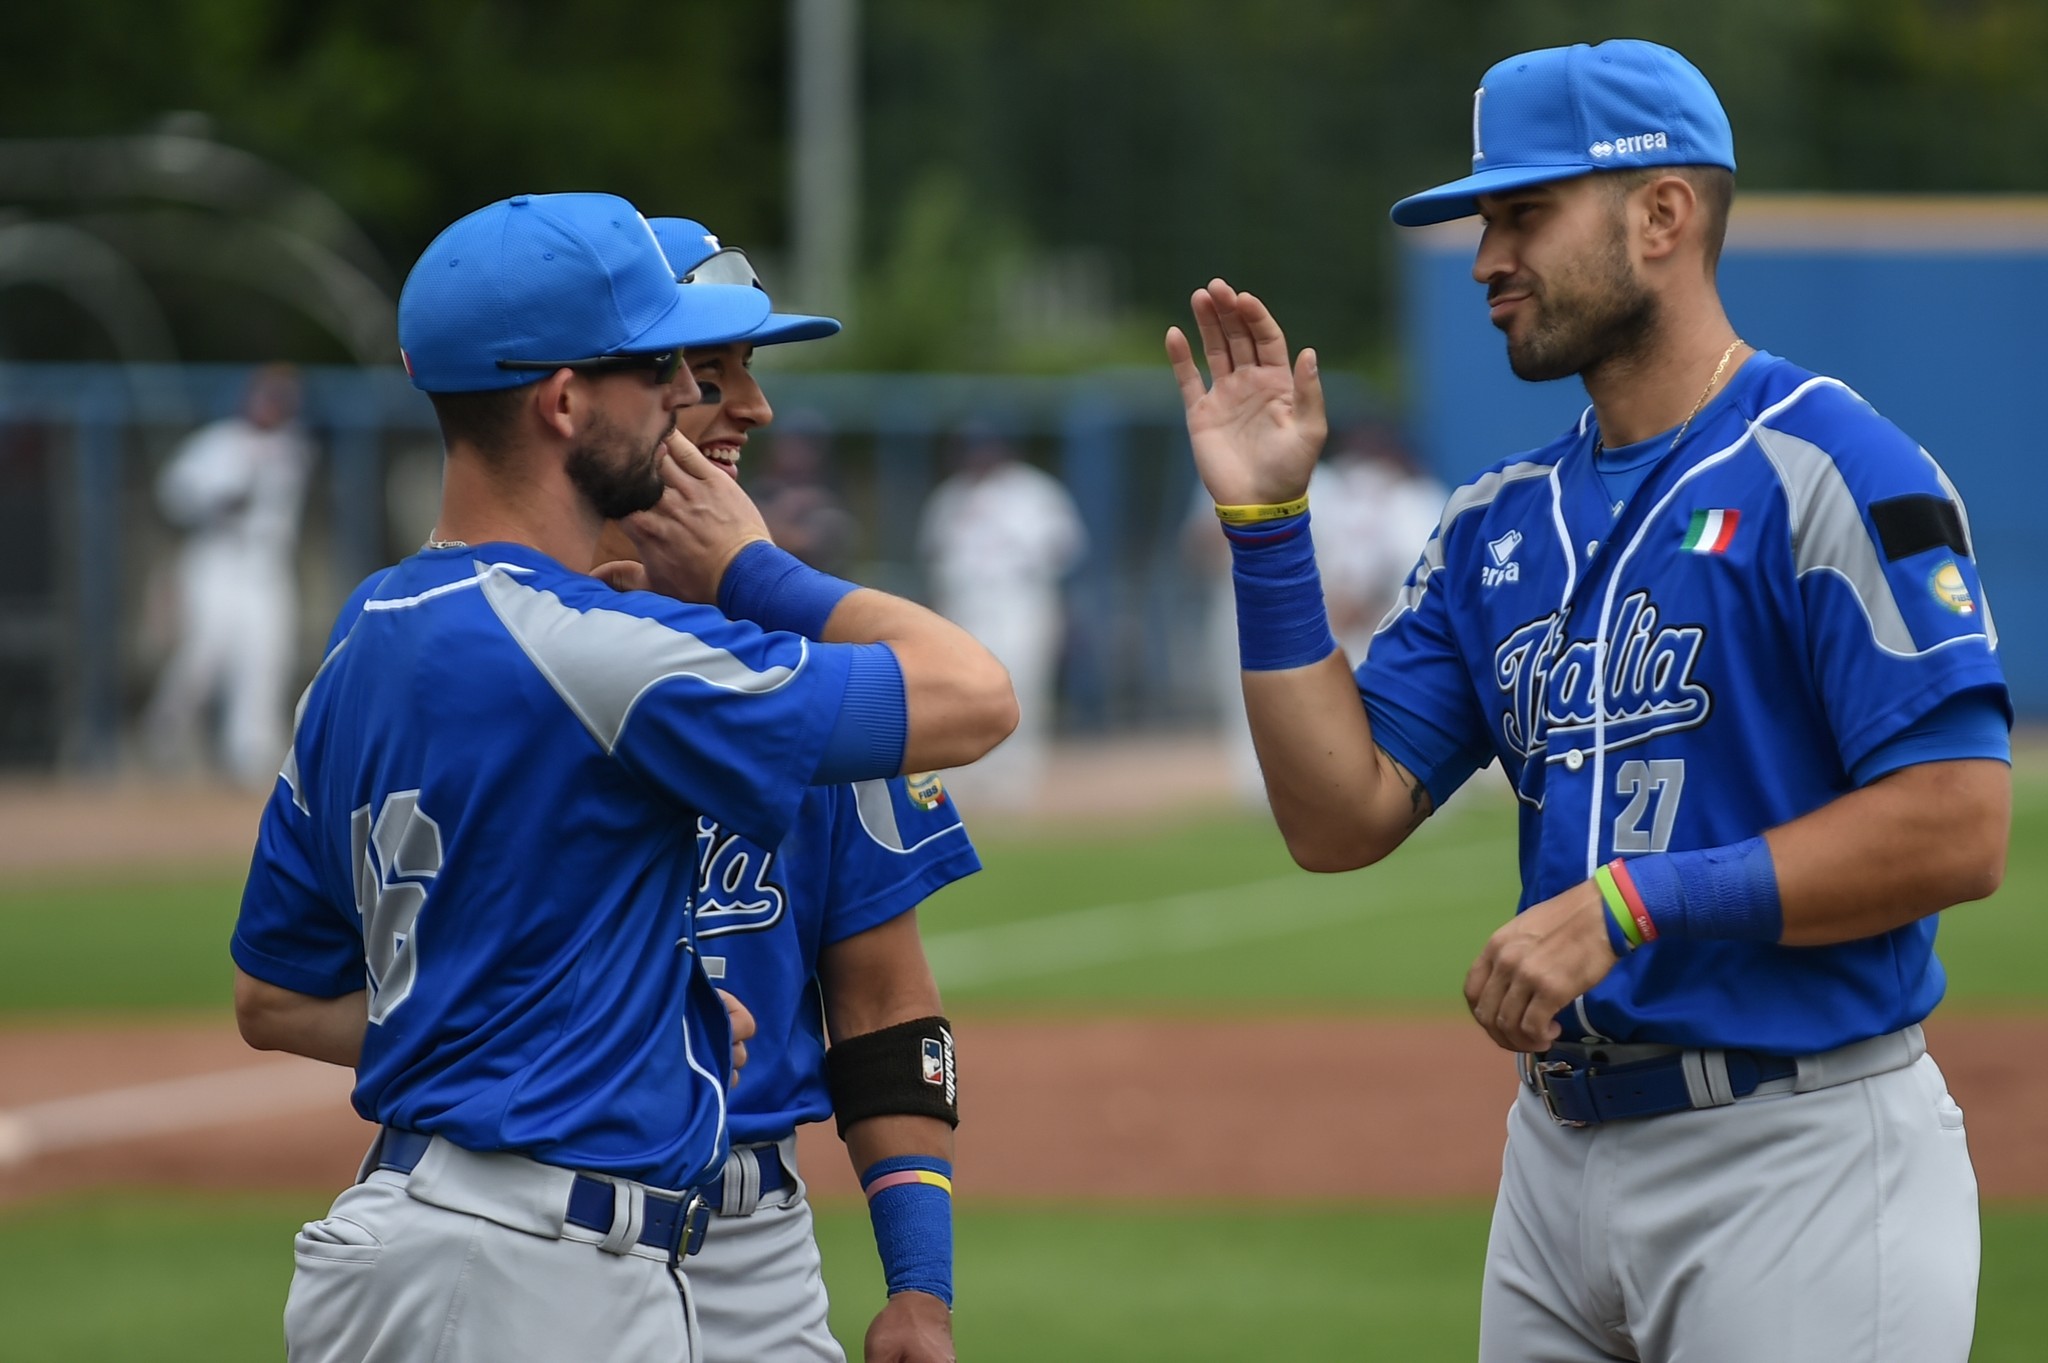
left=1637, top=174, right=1696, bottom=264
left=529, top=369, right=580, bottom=442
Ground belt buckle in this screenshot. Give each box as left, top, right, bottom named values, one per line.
left=680, top=1190, right=712, bottom=1258
left=1531, top=1059, right=1590, bottom=1128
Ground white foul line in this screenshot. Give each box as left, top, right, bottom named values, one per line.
left=924, top=836, right=1488, bottom=989
left=0, top=1055, right=353, bottom=1168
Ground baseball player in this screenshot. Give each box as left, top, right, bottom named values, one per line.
left=1168, top=40, right=2009, bottom=1363
left=604, top=217, right=973, bottom=1363
left=144, top=363, right=313, bottom=786
left=230, top=192, right=1016, bottom=1363
left=917, top=425, right=1086, bottom=811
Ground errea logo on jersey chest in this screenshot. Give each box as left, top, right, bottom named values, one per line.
left=1482, top=529, right=1523, bottom=587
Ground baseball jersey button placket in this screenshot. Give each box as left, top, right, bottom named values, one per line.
left=1563, top=749, right=1585, bottom=772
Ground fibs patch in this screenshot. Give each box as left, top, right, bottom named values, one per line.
left=1930, top=559, right=1976, bottom=615
left=905, top=771, right=947, bottom=810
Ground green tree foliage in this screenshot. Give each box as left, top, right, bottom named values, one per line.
left=1, top=0, right=2043, bottom=368
left=0, top=0, right=788, bottom=359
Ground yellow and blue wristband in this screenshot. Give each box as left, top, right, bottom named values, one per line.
left=1221, top=507, right=1338, bottom=672
left=860, top=1155, right=955, bottom=1305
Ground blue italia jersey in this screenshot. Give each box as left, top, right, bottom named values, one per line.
left=697, top=773, right=980, bottom=1144
left=1361, top=352, right=2010, bottom=1054
left=232, top=542, right=875, bottom=1191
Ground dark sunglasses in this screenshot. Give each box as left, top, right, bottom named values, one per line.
left=496, top=350, right=683, bottom=383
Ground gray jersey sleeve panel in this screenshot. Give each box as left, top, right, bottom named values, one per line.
left=1378, top=460, right=1554, bottom=632
left=282, top=636, right=350, bottom=814
left=1752, top=425, right=1919, bottom=657
left=851, top=779, right=907, bottom=851
left=480, top=567, right=800, bottom=756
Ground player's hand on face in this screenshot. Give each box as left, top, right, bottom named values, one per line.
left=618, top=432, right=773, bottom=604
left=863, top=1291, right=954, bottom=1363
left=1166, top=278, right=1328, bottom=507
left=1463, top=881, right=1621, bottom=1053
left=717, top=988, right=756, bottom=1087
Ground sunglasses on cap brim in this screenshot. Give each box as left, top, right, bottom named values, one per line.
left=679, top=248, right=765, bottom=292
left=497, top=351, right=684, bottom=383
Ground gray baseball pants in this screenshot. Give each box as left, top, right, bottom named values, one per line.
left=284, top=1138, right=700, bottom=1363
left=1478, top=1037, right=1977, bottom=1363
left=690, top=1136, right=846, bottom=1363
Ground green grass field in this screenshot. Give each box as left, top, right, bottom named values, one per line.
left=3, top=757, right=2044, bottom=1359
left=7, top=761, right=2047, bottom=1018
left=0, top=1192, right=2043, bottom=1362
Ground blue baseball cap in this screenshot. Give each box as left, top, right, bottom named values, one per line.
left=397, top=193, right=774, bottom=392
left=1390, top=40, right=1736, bottom=228
left=649, top=217, right=843, bottom=347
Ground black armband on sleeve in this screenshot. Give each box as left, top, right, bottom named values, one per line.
left=825, top=1015, right=958, bottom=1136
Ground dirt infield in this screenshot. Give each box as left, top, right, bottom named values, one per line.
left=3, top=1015, right=2043, bottom=1210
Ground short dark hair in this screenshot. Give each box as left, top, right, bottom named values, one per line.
left=1605, top=166, right=1735, bottom=275
left=426, top=384, right=533, bottom=459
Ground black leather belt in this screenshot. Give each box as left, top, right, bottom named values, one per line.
left=374, top=1128, right=711, bottom=1258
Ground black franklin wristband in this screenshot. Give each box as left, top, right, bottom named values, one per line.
left=825, top=1016, right=958, bottom=1136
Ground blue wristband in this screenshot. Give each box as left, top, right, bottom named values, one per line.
left=1622, top=836, right=1783, bottom=942
left=860, top=1155, right=955, bottom=1305
left=1224, top=510, right=1339, bottom=672
left=718, top=540, right=858, bottom=639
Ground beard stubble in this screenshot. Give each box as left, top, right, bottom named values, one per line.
left=1502, top=213, right=1660, bottom=384
left=567, top=408, right=671, bottom=520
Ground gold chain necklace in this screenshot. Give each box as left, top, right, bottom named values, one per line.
left=1669, top=337, right=1746, bottom=451
left=1596, top=337, right=1746, bottom=457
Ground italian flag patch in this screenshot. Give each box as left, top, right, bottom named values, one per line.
left=1682, top=508, right=1740, bottom=554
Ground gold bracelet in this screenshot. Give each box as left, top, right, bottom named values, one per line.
left=1214, top=495, right=1309, bottom=526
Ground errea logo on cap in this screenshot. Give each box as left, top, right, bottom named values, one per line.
left=1591, top=131, right=1670, bottom=159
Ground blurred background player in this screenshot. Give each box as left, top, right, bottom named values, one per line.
left=142, top=363, right=312, bottom=786
left=592, top=216, right=973, bottom=1363
left=918, top=422, right=1086, bottom=811
left=1313, top=420, right=1445, bottom=663
left=750, top=408, right=860, bottom=577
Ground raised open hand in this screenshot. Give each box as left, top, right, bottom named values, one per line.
left=1165, top=279, right=1328, bottom=508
